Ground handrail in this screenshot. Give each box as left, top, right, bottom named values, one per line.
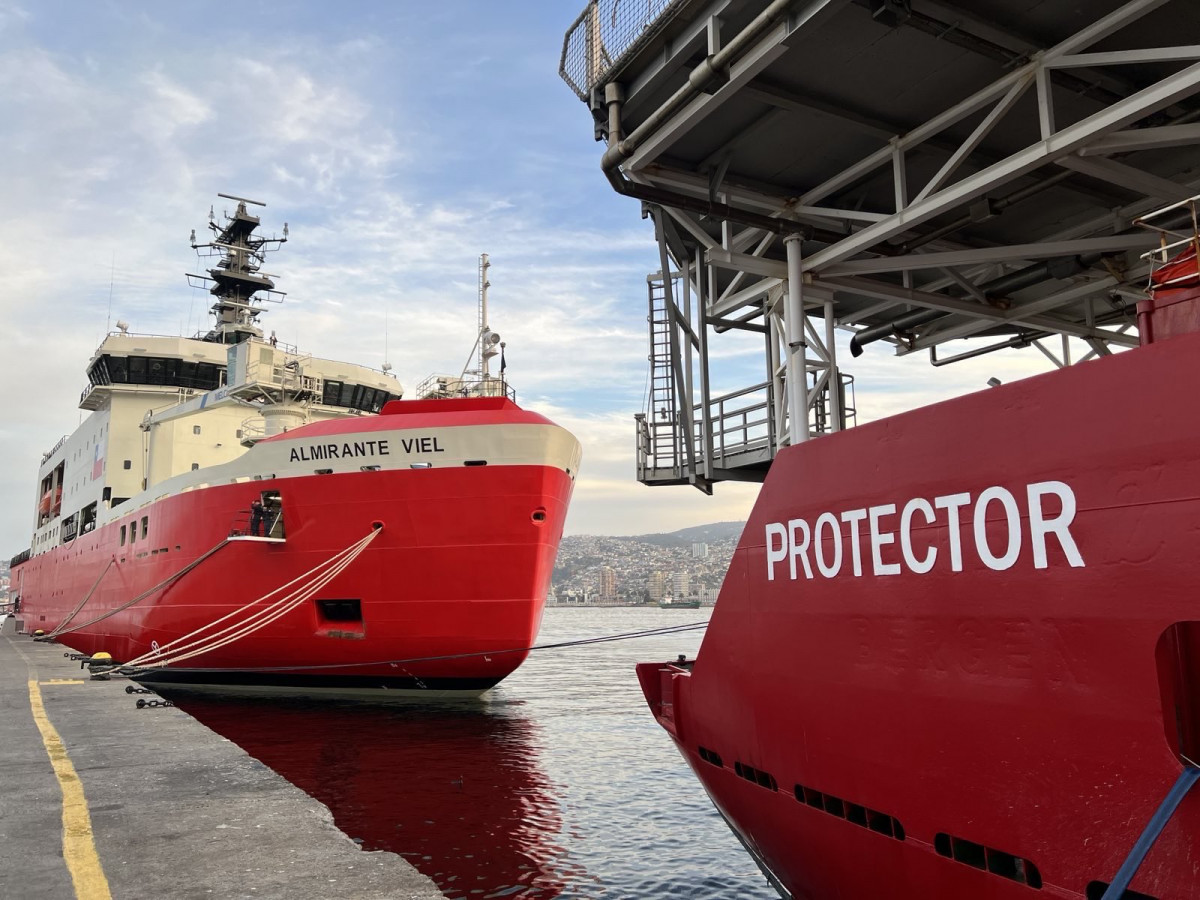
left=637, top=373, right=855, bottom=479
left=40, top=435, right=69, bottom=464
left=415, top=373, right=516, bottom=403
left=559, top=0, right=688, bottom=100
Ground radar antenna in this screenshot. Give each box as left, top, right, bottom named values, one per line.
left=186, top=194, right=289, bottom=345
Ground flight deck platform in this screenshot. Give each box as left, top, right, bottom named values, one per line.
left=561, top=0, right=1200, bottom=490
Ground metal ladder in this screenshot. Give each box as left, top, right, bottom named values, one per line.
left=644, top=275, right=683, bottom=479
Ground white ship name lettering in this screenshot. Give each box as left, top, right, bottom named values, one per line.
left=764, top=480, right=1085, bottom=580
left=399, top=437, right=445, bottom=454
left=290, top=440, right=392, bottom=463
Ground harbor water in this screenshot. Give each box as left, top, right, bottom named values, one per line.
left=170, top=607, right=779, bottom=899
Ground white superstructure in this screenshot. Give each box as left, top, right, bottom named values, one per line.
left=27, top=195, right=403, bottom=560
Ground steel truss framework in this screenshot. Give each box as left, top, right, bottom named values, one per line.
left=563, top=0, right=1200, bottom=489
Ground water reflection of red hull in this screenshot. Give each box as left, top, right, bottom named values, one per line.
left=171, top=696, right=582, bottom=899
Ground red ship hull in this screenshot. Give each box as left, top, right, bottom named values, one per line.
left=16, top=400, right=577, bottom=692
left=640, top=328, right=1200, bottom=898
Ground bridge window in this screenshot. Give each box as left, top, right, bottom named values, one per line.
left=321, top=381, right=395, bottom=412
left=92, top=355, right=223, bottom=390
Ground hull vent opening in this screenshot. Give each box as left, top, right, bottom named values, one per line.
left=698, top=746, right=723, bottom=767
left=794, top=784, right=905, bottom=841
left=1086, top=882, right=1158, bottom=900
left=1156, top=622, right=1200, bottom=765
left=318, top=599, right=362, bottom=621
left=316, top=598, right=364, bottom=638
left=934, top=833, right=1041, bottom=888
left=734, top=762, right=777, bottom=791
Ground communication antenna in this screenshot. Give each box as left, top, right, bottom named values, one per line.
left=383, top=310, right=391, bottom=375
left=106, top=250, right=115, bottom=334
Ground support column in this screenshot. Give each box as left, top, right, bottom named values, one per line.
left=697, top=247, right=715, bottom=481
left=785, top=234, right=809, bottom=444
left=824, top=300, right=842, bottom=432
left=765, top=298, right=780, bottom=454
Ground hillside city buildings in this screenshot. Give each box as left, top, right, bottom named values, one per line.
left=549, top=525, right=740, bottom=606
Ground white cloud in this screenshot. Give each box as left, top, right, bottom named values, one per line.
left=0, top=2, right=1084, bottom=559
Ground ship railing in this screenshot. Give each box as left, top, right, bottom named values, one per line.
left=227, top=507, right=285, bottom=540
left=636, top=382, right=771, bottom=483
left=707, top=383, right=773, bottom=470
left=239, top=416, right=267, bottom=446
left=10, top=548, right=31, bottom=568
left=104, top=328, right=193, bottom=340
left=40, top=435, right=69, bottom=464
left=264, top=337, right=299, bottom=355
left=1135, top=193, right=1200, bottom=289
left=228, top=509, right=252, bottom=537
left=415, top=374, right=516, bottom=403
left=559, top=0, right=688, bottom=100
left=636, top=374, right=857, bottom=485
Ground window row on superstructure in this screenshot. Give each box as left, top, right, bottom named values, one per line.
left=321, top=380, right=397, bottom=414
left=87, top=352, right=397, bottom=414
left=87, top=354, right=225, bottom=391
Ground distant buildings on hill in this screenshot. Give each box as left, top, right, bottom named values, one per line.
left=550, top=525, right=740, bottom=607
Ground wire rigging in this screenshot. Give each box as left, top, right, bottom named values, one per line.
left=109, top=619, right=710, bottom=677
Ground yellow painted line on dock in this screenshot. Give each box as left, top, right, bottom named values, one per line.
left=42, top=678, right=87, bottom=685
left=27, top=678, right=113, bottom=900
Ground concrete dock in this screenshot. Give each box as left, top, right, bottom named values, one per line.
left=0, top=617, right=443, bottom=900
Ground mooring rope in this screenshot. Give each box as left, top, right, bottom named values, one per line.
left=50, top=538, right=231, bottom=638
left=116, top=527, right=381, bottom=670
left=1100, top=765, right=1200, bottom=900
left=42, top=556, right=117, bottom=639
left=110, top=619, right=711, bottom=677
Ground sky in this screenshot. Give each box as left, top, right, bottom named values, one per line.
left=0, top=1, right=1066, bottom=555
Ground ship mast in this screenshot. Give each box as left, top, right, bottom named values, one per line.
left=478, top=253, right=492, bottom=378
left=460, top=253, right=503, bottom=385
left=187, top=193, right=288, bottom=345
left=477, top=253, right=502, bottom=379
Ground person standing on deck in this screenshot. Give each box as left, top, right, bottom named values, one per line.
left=249, top=498, right=265, bottom=537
